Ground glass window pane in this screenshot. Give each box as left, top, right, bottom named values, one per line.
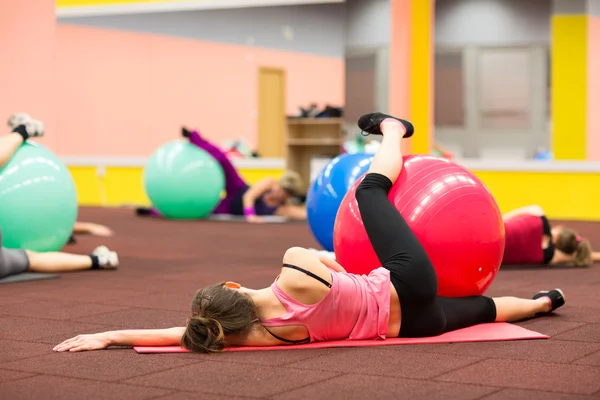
left=478, top=48, right=531, bottom=129
left=434, top=50, right=465, bottom=127
left=345, top=54, right=376, bottom=125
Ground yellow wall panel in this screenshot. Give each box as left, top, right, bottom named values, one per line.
left=473, top=171, right=600, bottom=221
left=68, top=164, right=600, bottom=221
left=551, top=15, right=588, bottom=160
left=408, top=0, right=433, bottom=155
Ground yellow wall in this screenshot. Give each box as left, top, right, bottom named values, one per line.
left=69, top=165, right=600, bottom=221
left=69, top=166, right=283, bottom=207
left=408, top=0, right=433, bottom=155
left=473, top=170, right=600, bottom=221
left=551, top=15, right=588, bottom=160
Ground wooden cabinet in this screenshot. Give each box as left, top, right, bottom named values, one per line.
left=285, top=118, right=344, bottom=187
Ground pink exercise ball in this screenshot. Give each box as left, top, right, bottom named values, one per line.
left=333, top=155, right=505, bottom=297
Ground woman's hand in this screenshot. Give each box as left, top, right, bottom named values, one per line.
left=246, top=215, right=265, bottom=224
left=73, top=222, right=114, bottom=237
left=87, top=224, right=114, bottom=237
left=53, top=333, right=111, bottom=353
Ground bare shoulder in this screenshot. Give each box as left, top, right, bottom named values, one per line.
left=278, top=247, right=332, bottom=304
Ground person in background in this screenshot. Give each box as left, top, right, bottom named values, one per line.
left=0, top=113, right=119, bottom=280
left=502, top=205, right=598, bottom=268
left=5, top=114, right=115, bottom=244
left=136, top=127, right=307, bottom=223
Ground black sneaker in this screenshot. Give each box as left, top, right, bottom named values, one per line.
left=182, top=127, right=191, bottom=138
left=357, top=112, right=414, bottom=138
left=135, top=207, right=153, bottom=216
left=533, top=288, right=566, bottom=313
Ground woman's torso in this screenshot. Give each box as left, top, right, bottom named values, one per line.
left=229, top=186, right=280, bottom=216
left=260, top=266, right=396, bottom=343
left=503, top=214, right=553, bottom=265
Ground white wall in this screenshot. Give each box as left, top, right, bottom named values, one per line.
left=435, top=0, right=551, bottom=47
left=345, top=0, right=390, bottom=49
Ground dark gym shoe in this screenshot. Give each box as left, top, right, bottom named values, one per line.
left=181, top=127, right=191, bottom=138
left=135, top=207, right=154, bottom=216
left=533, top=288, right=565, bottom=313
left=357, top=113, right=414, bottom=138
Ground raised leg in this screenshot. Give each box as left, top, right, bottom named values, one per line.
left=186, top=129, right=247, bottom=195
left=0, top=133, right=24, bottom=168
left=354, top=117, right=438, bottom=302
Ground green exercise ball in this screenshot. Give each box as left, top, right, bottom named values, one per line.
left=143, top=140, right=225, bottom=219
left=0, top=141, right=78, bottom=251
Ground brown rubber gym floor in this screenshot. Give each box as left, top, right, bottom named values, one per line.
left=1, top=207, right=599, bottom=400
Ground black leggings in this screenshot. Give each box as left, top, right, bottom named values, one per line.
left=356, top=173, right=497, bottom=337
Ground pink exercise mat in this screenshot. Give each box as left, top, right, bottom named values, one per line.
left=134, top=323, right=548, bottom=354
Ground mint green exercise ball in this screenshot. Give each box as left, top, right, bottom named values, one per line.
left=143, top=140, right=225, bottom=219
left=0, top=141, right=78, bottom=251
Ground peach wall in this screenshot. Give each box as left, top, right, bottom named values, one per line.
left=54, top=24, right=344, bottom=156
left=0, top=0, right=57, bottom=150
left=587, top=16, right=600, bottom=161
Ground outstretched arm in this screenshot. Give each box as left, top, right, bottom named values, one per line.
left=53, top=327, right=185, bottom=352
left=73, top=221, right=114, bottom=237
left=243, top=178, right=276, bottom=222
left=275, top=204, right=307, bottom=220
left=502, top=205, right=545, bottom=221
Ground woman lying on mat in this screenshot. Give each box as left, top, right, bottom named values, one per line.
left=136, top=127, right=307, bottom=223
left=0, top=114, right=119, bottom=280
left=502, top=205, right=599, bottom=268
left=54, top=113, right=565, bottom=354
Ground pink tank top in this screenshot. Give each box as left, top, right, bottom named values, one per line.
left=503, top=214, right=544, bottom=265
left=262, top=267, right=391, bottom=342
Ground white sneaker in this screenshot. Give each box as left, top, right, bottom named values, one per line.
left=7, top=113, right=44, bottom=138
left=7, top=113, right=31, bottom=128
left=92, top=246, right=119, bottom=269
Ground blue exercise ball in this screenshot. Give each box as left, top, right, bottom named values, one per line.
left=307, top=153, right=373, bottom=251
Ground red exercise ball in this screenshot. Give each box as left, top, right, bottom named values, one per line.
left=333, top=155, right=505, bottom=297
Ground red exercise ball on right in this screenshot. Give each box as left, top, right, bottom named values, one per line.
left=333, top=155, right=505, bottom=298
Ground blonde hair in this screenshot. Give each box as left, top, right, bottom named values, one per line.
left=279, top=170, right=304, bottom=197
left=555, top=227, right=593, bottom=267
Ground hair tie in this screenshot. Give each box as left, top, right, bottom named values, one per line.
left=576, top=236, right=582, bottom=243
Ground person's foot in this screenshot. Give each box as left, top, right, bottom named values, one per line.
left=92, top=246, right=119, bottom=270
left=67, top=234, right=77, bottom=245
left=8, top=113, right=45, bottom=139
left=533, top=288, right=565, bottom=313
left=358, top=113, right=414, bottom=138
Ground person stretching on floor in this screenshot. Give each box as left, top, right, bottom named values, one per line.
left=53, top=113, right=565, bottom=353
left=6, top=113, right=115, bottom=242
left=136, top=127, right=306, bottom=223
left=0, top=114, right=119, bottom=280
left=502, top=205, right=599, bottom=268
